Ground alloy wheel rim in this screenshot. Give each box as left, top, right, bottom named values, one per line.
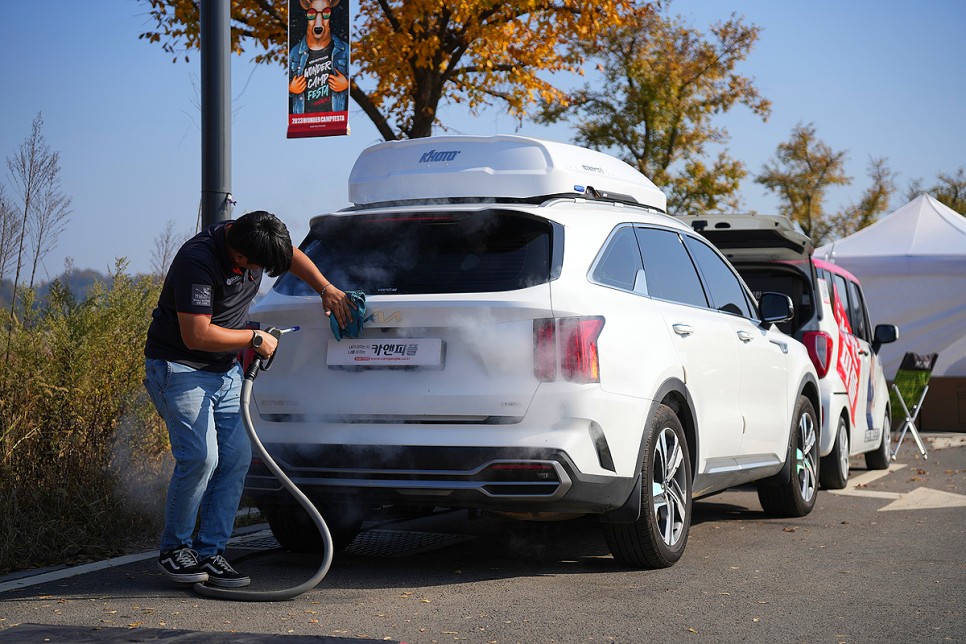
left=796, top=411, right=818, bottom=503
left=651, top=427, right=688, bottom=547
left=837, top=421, right=849, bottom=479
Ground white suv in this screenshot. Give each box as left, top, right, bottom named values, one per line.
left=246, top=135, right=820, bottom=568
left=676, top=213, right=899, bottom=489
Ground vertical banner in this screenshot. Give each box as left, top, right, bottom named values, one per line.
left=287, top=0, right=351, bottom=138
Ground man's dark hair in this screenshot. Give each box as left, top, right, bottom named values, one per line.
left=227, top=211, right=294, bottom=277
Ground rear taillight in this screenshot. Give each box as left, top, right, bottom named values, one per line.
left=533, top=317, right=605, bottom=384
left=560, top=317, right=604, bottom=383
left=802, top=330, right=833, bottom=378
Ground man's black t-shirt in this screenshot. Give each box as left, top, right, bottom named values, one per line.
left=144, top=221, right=262, bottom=371
left=303, top=43, right=334, bottom=113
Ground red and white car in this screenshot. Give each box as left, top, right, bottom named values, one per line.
left=677, top=213, right=899, bottom=488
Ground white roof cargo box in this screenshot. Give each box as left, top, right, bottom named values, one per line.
left=347, top=134, right=667, bottom=211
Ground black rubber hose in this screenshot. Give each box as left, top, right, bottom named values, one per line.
left=193, top=343, right=333, bottom=601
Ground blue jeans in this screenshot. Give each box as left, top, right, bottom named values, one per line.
left=144, top=358, right=251, bottom=557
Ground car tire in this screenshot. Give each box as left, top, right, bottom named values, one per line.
left=865, top=410, right=892, bottom=470
left=757, top=395, right=819, bottom=518
left=265, top=503, right=363, bottom=553
left=603, top=404, right=692, bottom=568
left=820, top=416, right=849, bottom=489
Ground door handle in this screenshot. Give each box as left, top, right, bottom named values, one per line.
left=737, top=330, right=755, bottom=343
left=672, top=324, right=694, bottom=337
left=858, top=349, right=870, bottom=356
left=769, top=338, right=789, bottom=353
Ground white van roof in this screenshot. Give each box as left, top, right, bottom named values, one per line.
left=347, top=135, right=667, bottom=211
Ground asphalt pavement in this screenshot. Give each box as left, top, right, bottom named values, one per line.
left=1, top=434, right=964, bottom=643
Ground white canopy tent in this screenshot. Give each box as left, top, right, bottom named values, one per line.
left=815, top=194, right=966, bottom=380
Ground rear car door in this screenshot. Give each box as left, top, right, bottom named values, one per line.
left=846, top=278, right=881, bottom=447
left=830, top=273, right=869, bottom=442
left=633, top=227, right=745, bottom=469
left=682, top=235, right=790, bottom=460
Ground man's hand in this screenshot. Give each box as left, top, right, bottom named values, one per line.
left=289, top=75, right=307, bottom=94
left=286, top=246, right=355, bottom=329
left=328, top=69, right=348, bottom=93
left=321, top=285, right=354, bottom=329
left=252, top=330, right=278, bottom=359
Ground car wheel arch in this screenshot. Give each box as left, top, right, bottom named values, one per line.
left=767, top=380, right=821, bottom=488
left=757, top=393, right=820, bottom=517
left=651, top=378, right=698, bottom=485
left=839, top=410, right=852, bottom=443
left=601, top=378, right=697, bottom=526
left=800, top=377, right=822, bottom=449
left=819, top=413, right=851, bottom=489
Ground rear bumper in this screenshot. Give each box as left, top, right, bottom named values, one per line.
left=244, top=443, right=637, bottom=515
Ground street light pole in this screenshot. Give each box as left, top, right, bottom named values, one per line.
left=200, top=0, right=233, bottom=228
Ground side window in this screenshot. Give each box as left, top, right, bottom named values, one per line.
left=847, top=280, right=870, bottom=341
left=683, top=235, right=754, bottom=318
left=634, top=227, right=708, bottom=307
left=818, top=268, right=834, bottom=313
left=592, top=226, right=645, bottom=293
left=818, top=269, right=830, bottom=300
left=832, top=274, right=855, bottom=333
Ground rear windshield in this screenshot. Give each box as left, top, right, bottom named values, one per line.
left=274, top=210, right=556, bottom=296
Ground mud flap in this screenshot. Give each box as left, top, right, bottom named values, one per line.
left=599, top=473, right=642, bottom=524
left=760, top=435, right=794, bottom=487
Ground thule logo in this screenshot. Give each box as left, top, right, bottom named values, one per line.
left=418, top=149, right=460, bottom=163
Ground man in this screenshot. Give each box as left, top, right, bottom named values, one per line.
left=289, top=0, right=349, bottom=114
left=144, top=210, right=350, bottom=587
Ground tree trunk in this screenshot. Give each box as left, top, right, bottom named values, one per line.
left=350, top=81, right=399, bottom=141
left=408, top=69, right=445, bottom=139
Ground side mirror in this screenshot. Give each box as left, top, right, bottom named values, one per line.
left=872, top=324, right=899, bottom=353
left=760, top=292, right=794, bottom=324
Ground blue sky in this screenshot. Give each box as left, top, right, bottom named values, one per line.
left=1, top=0, right=963, bottom=278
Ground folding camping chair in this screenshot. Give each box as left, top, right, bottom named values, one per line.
left=889, top=352, right=938, bottom=460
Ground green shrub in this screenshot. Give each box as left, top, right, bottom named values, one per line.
left=0, top=260, right=168, bottom=573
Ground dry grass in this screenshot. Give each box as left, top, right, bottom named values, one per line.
left=0, top=261, right=168, bottom=574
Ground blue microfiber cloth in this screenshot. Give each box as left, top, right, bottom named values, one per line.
left=330, top=290, right=367, bottom=341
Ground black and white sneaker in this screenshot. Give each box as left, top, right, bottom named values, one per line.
left=157, top=547, right=208, bottom=583
left=198, top=554, right=251, bottom=588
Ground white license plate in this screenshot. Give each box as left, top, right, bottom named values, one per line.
left=326, top=338, right=444, bottom=368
